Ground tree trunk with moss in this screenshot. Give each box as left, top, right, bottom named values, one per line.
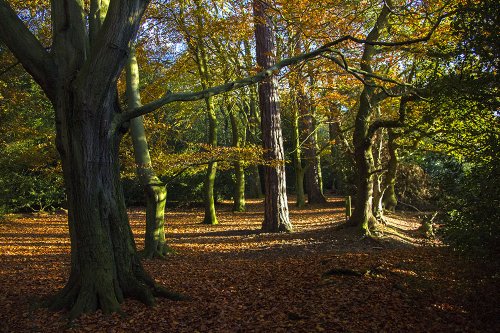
left=126, top=48, right=169, bottom=259
left=372, top=128, right=386, bottom=221
left=382, top=129, right=398, bottom=211
left=292, top=107, right=306, bottom=208
left=230, top=107, right=246, bottom=212
left=189, top=0, right=218, bottom=225
left=302, top=65, right=326, bottom=204
left=349, top=3, right=391, bottom=234
left=243, top=41, right=264, bottom=199
left=254, top=0, right=292, bottom=232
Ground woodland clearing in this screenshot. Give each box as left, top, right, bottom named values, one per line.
left=0, top=196, right=498, bottom=332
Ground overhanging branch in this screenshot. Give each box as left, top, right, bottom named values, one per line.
left=119, top=15, right=446, bottom=125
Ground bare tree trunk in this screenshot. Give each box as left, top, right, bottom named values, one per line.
left=254, top=0, right=292, bottom=232
left=126, top=48, right=169, bottom=259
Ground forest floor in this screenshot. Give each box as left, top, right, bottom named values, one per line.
left=0, top=196, right=498, bottom=332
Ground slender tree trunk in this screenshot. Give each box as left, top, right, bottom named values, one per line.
left=302, top=110, right=326, bottom=204
left=372, top=128, right=386, bottom=221
left=244, top=41, right=263, bottom=199
left=202, top=96, right=218, bottom=225
left=248, top=165, right=263, bottom=198
left=126, top=48, right=169, bottom=259
left=302, top=69, right=326, bottom=204
left=230, top=107, right=246, bottom=212
left=247, top=88, right=264, bottom=199
left=328, top=117, right=342, bottom=192
left=254, top=0, right=292, bottom=232
left=382, top=129, right=398, bottom=211
left=291, top=95, right=306, bottom=207
left=188, top=0, right=218, bottom=225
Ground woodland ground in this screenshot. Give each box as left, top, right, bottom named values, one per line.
left=0, top=196, right=498, bottom=333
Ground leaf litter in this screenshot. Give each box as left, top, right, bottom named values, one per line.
left=0, top=197, right=498, bottom=332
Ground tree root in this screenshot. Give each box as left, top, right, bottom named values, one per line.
left=140, top=244, right=176, bottom=260
left=45, top=267, right=187, bottom=319
left=323, top=265, right=385, bottom=277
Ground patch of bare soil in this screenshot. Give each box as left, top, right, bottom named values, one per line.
left=0, top=196, right=498, bottom=332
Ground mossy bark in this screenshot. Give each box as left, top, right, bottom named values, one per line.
left=230, top=109, right=246, bottom=212
left=50, top=79, right=176, bottom=319
left=382, top=129, right=398, bottom=211
left=126, top=49, right=170, bottom=259
left=202, top=98, right=218, bottom=225
left=349, top=4, right=391, bottom=234
left=291, top=93, right=306, bottom=207
left=191, top=0, right=218, bottom=225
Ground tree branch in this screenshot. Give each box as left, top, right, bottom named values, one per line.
left=119, top=14, right=445, bottom=125
left=368, top=96, right=411, bottom=139
left=0, top=0, right=56, bottom=101
left=76, top=0, right=149, bottom=107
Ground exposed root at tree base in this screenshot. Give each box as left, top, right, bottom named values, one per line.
left=44, top=272, right=186, bottom=319
left=140, top=245, right=177, bottom=260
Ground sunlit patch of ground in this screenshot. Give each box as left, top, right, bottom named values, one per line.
left=0, top=196, right=498, bottom=332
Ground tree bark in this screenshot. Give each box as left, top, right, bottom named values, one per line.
left=230, top=107, right=246, bottom=212
left=302, top=64, right=326, bottom=204
left=372, top=127, right=386, bottom=221
left=189, top=0, right=218, bottom=225
left=382, top=129, right=398, bottom=211
left=292, top=104, right=306, bottom=208
left=254, top=0, right=292, bottom=232
left=126, top=48, right=170, bottom=259
left=349, top=3, right=391, bottom=234
left=243, top=40, right=264, bottom=199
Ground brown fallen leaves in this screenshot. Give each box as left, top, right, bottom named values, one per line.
left=0, top=197, right=498, bottom=332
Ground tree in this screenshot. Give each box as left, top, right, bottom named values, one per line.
left=0, top=0, right=181, bottom=318
left=176, top=0, right=219, bottom=225
left=348, top=2, right=393, bottom=234
left=253, top=0, right=292, bottom=232
left=126, top=47, right=170, bottom=259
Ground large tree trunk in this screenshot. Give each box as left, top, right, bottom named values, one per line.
left=254, top=0, right=292, bottom=232
left=50, top=83, right=176, bottom=318
left=126, top=48, right=169, bottom=259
